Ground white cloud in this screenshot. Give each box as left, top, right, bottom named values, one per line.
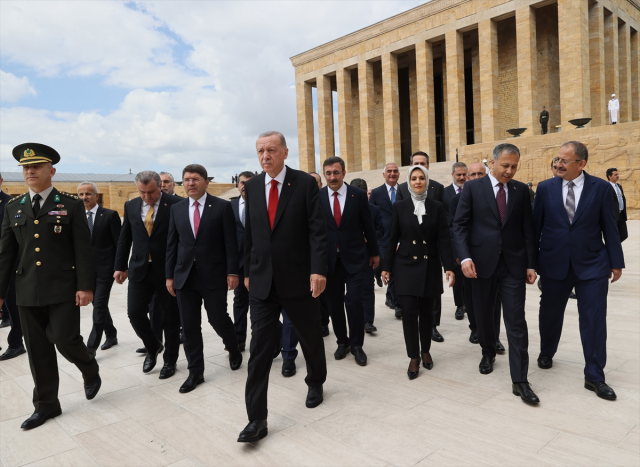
left=0, top=70, right=37, bottom=102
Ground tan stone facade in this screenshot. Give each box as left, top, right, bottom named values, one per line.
left=291, top=0, right=640, bottom=183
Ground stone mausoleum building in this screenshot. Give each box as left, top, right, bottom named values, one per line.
left=291, top=0, right=640, bottom=216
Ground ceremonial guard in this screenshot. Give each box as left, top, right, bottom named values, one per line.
left=540, top=106, right=549, bottom=134
left=0, top=144, right=101, bottom=430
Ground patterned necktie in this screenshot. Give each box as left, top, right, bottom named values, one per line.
left=241, top=204, right=246, bottom=227
left=87, top=211, right=94, bottom=236
left=333, top=192, right=341, bottom=226
left=496, top=183, right=506, bottom=224
left=390, top=186, right=396, bottom=204
left=615, top=185, right=623, bottom=211
left=32, top=193, right=42, bottom=216
left=566, top=181, right=576, bottom=223
left=193, top=200, right=201, bottom=236
left=268, top=179, right=279, bottom=229
left=144, top=204, right=154, bottom=236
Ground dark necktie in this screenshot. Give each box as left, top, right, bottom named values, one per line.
left=496, top=183, right=506, bottom=224
left=268, top=179, right=279, bottom=229
left=32, top=193, right=42, bottom=216
left=87, top=211, right=94, bottom=236
left=457, top=187, right=461, bottom=194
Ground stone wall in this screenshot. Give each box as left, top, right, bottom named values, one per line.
left=498, top=17, right=519, bottom=139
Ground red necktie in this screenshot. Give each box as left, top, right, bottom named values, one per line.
left=268, top=179, right=279, bottom=229
left=193, top=200, right=201, bottom=236
left=333, top=192, right=341, bottom=227
left=496, top=184, right=506, bottom=224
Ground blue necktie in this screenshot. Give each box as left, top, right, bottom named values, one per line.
left=241, top=205, right=246, bottom=227
left=615, top=185, right=623, bottom=211
left=390, top=186, right=396, bottom=204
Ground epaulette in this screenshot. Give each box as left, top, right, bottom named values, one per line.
left=59, top=191, right=80, bottom=200
left=8, top=193, right=27, bottom=204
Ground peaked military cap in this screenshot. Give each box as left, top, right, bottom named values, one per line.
left=12, top=143, right=61, bottom=166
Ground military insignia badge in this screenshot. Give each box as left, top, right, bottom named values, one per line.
left=56, top=204, right=64, bottom=208
left=20, top=196, right=26, bottom=204
left=48, top=211, right=68, bottom=216
left=54, top=194, right=61, bottom=202
left=54, top=225, right=62, bottom=233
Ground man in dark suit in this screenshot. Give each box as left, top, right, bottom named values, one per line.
left=369, top=162, right=401, bottom=318
left=534, top=142, right=624, bottom=400
left=320, top=157, right=379, bottom=366
left=238, top=131, right=328, bottom=443
left=453, top=143, right=539, bottom=404
left=396, top=151, right=446, bottom=341
left=230, top=171, right=256, bottom=351
left=166, top=164, right=241, bottom=393
left=77, top=182, right=121, bottom=357
left=114, top=171, right=181, bottom=378
left=350, top=178, right=383, bottom=334
left=0, top=174, right=25, bottom=361
left=606, top=167, right=628, bottom=242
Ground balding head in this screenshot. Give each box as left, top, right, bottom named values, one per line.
left=468, top=162, right=486, bottom=180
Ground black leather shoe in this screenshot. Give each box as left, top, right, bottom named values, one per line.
left=101, top=337, right=118, bottom=350
left=322, top=325, right=330, bottom=337
left=21, top=409, right=62, bottom=430
left=432, top=327, right=444, bottom=342
left=512, top=382, right=540, bottom=404
left=496, top=340, right=505, bottom=353
left=0, top=345, right=26, bottom=360
left=479, top=356, right=495, bottom=374
left=143, top=344, right=163, bottom=373
left=385, top=299, right=395, bottom=309
left=422, top=352, right=433, bottom=370
left=365, top=322, right=377, bottom=333
left=136, top=347, right=147, bottom=354
left=238, top=342, right=246, bottom=352
left=179, top=373, right=204, bottom=393
left=455, top=306, right=465, bottom=320
left=334, top=344, right=350, bottom=360
left=272, top=336, right=282, bottom=359
left=306, top=386, right=323, bottom=408
left=0, top=320, right=10, bottom=329
left=395, top=307, right=402, bottom=318
left=469, top=330, right=479, bottom=344
left=159, top=363, right=176, bottom=379
left=237, top=419, right=268, bottom=442
left=585, top=380, right=617, bottom=400
left=351, top=346, right=367, bottom=366
left=537, top=355, right=553, bottom=369
left=229, top=352, right=242, bottom=371
left=569, top=290, right=577, bottom=299
left=84, top=374, right=102, bottom=400
left=376, top=276, right=383, bottom=288
left=407, top=367, right=419, bottom=380
left=282, top=359, right=296, bottom=377
left=87, top=347, right=96, bottom=358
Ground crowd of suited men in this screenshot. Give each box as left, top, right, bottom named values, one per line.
left=0, top=133, right=628, bottom=439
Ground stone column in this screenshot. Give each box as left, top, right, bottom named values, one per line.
left=604, top=10, right=619, bottom=110
left=296, top=80, right=316, bottom=172
left=415, top=40, right=437, bottom=158
left=479, top=19, right=500, bottom=143
left=336, top=67, right=355, bottom=170
left=358, top=60, right=377, bottom=170
left=471, top=43, right=482, bottom=144
left=589, top=2, right=606, bottom=128
left=316, top=74, right=335, bottom=160
left=445, top=29, right=466, bottom=159
left=618, top=22, right=631, bottom=123
left=516, top=6, right=538, bottom=135
left=558, top=0, right=590, bottom=128
left=632, top=29, right=639, bottom=121
left=382, top=52, right=401, bottom=166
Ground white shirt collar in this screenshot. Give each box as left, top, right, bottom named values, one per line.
left=29, top=185, right=54, bottom=203
left=609, top=181, right=618, bottom=188
left=265, top=166, right=287, bottom=186
left=487, top=172, right=506, bottom=188
left=330, top=182, right=347, bottom=197
left=86, top=204, right=99, bottom=215
left=562, top=171, right=585, bottom=188
left=385, top=182, right=397, bottom=192
left=143, top=195, right=161, bottom=208
left=189, top=192, right=207, bottom=207
left=239, top=196, right=245, bottom=206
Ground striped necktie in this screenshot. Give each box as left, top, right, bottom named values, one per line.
left=87, top=211, right=94, bottom=236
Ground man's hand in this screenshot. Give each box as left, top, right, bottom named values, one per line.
left=310, top=274, right=326, bottom=298
left=369, top=256, right=380, bottom=270
left=76, top=290, right=93, bottom=307
left=114, top=271, right=127, bottom=284
left=381, top=271, right=390, bottom=285
left=526, top=269, right=537, bottom=285
left=0, top=298, right=4, bottom=311
left=227, top=275, right=239, bottom=291
left=445, top=270, right=455, bottom=288
left=610, top=268, right=622, bottom=283
left=244, top=277, right=249, bottom=291
left=166, top=278, right=176, bottom=297
left=461, top=260, right=477, bottom=279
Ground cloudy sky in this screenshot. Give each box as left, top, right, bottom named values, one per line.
left=1, top=0, right=424, bottom=181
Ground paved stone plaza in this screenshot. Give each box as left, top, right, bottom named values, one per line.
left=0, top=223, right=637, bottom=466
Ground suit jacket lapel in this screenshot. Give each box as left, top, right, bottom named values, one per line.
left=551, top=177, right=571, bottom=225
left=503, top=181, right=517, bottom=226
left=272, top=167, right=296, bottom=232
left=254, top=173, right=270, bottom=230
left=320, top=187, right=337, bottom=228
left=572, top=172, right=595, bottom=225
left=340, top=185, right=354, bottom=226
left=418, top=199, right=431, bottom=238
left=150, top=193, right=169, bottom=237
left=195, top=195, right=213, bottom=241
left=36, top=188, right=58, bottom=220
left=92, top=206, right=105, bottom=243
left=480, top=177, right=501, bottom=223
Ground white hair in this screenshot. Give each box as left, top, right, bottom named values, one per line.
left=78, top=181, right=98, bottom=194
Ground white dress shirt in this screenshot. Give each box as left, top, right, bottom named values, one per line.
left=238, top=196, right=245, bottom=223
left=385, top=183, right=397, bottom=201
left=188, top=193, right=207, bottom=237
left=265, top=166, right=287, bottom=209
left=86, top=203, right=98, bottom=219
left=29, top=185, right=54, bottom=209
left=562, top=172, right=585, bottom=209
left=328, top=182, right=347, bottom=216
left=141, top=197, right=160, bottom=223
left=610, top=181, right=624, bottom=211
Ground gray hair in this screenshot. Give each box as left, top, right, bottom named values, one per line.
left=159, top=172, right=174, bottom=182
left=77, top=181, right=98, bottom=194
left=383, top=162, right=399, bottom=170
left=258, top=131, right=287, bottom=149
left=492, top=143, right=520, bottom=161
left=561, top=141, right=589, bottom=162
left=135, top=170, right=161, bottom=187
left=451, top=162, right=468, bottom=173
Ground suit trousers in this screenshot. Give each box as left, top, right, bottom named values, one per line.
left=87, top=277, right=117, bottom=350
left=432, top=295, right=441, bottom=327
left=233, top=267, right=250, bottom=345
left=379, top=244, right=398, bottom=307
left=471, top=254, right=529, bottom=383
left=245, top=285, right=327, bottom=421
left=363, top=264, right=376, bottom=324
left=149, top=292, right=163, bottom=341
left=19, top=302, right=99, bottom=413
left=541, top=122, right=548, bottom=134
left=127, top=263, right=180, bottom=365
left=399, top=294, right=434, bottom=359
left=465, top=276, right=502, bottom=337
left=452, top=263, right=464, bottom=307
left=176, top=264, right=239, bottom=374
left=3, top=273, right=23, bottom=349
left=539, top=263, right=609, bottom=382
left=327, top=257, right=365, bottom=348
left=281, top=309, right=299, bottom=360
left=318, top=292, right=330, bottom=327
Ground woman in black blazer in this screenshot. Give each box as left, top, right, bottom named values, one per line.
left=381, top=165, right=455, bottom=380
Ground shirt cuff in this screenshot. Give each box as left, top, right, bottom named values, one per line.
left=461, top=258, right=472, bottom=264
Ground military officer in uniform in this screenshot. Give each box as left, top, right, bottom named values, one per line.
left=0, top=143, right=101, bottom=430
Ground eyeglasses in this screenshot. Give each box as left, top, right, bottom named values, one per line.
left=183, top=178, right=204, bottom=184
left=324, top=171, right=343, bottom=177
left=555, top=159, right=581, bottom=166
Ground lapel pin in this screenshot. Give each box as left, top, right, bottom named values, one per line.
left=164, top=203, right=167, bottom=206
left=208, top=204, right=211, bottom=207
left=288, top=183, right=291, bottom=186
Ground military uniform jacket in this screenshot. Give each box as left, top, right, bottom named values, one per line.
left=540, top=110, right=549, bottom=123
left=0, top=188, right=94, bottom=306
